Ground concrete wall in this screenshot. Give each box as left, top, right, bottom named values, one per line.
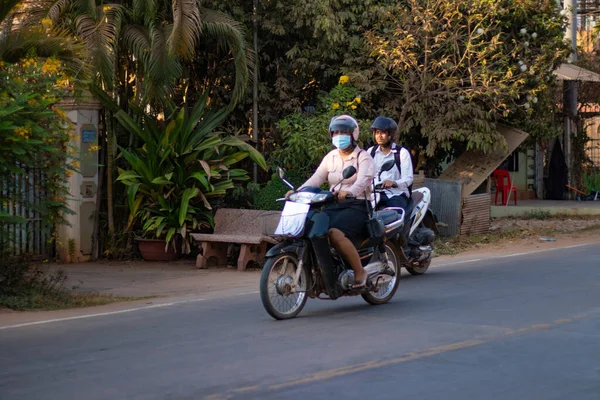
left=56, top=97, right=101, bottom=262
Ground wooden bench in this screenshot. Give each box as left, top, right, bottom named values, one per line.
left=190, top=208, right=280, bottom=271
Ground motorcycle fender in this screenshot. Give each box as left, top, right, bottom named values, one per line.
left=307, top=211, right=329, bottom=238
left=265, top=241, right=303, bottom=258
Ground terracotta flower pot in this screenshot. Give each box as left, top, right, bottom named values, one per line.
left=137, top=238, right=181, bottom=261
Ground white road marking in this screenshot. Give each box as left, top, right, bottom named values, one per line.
left=0, top=291, right=260, bottom=331
left=1, top=242, right=597, bottom=331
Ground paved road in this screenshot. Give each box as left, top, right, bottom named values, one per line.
left=1, top=244, right=600, bottom=400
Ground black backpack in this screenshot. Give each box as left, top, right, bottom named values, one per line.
left=370, top=143, right=413, bottom=197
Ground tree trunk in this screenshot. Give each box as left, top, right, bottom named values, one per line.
left=105, top=110, right=116, bottom=248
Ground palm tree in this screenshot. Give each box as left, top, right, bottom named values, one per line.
left=0, top=0, right=84, bottom=72
left=43, top=0, right=250, bottom=108
left=38, top=0, right=252, bottom=255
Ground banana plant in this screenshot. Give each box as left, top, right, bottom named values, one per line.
left=92, top=86, right=267, bottom=253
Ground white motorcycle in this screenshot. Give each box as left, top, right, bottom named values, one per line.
left=373, top=175, right=438, bottom=275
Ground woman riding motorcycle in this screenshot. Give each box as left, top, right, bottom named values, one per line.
left=286, top=115, right=375, bottom=289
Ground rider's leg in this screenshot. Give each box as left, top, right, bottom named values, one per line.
left=328, top=228, right=367, bottom=285
left=383, top=194, right=409, bottom=214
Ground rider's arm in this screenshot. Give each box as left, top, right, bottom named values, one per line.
left=394, top=148, right=413, bottom=191
left=347, top=152, right=375, bottom=197
left=299, top=153, right=330, bottom=189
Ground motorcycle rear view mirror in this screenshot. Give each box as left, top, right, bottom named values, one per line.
left=378, top=159, right=396, bottom=180
left=276, top=166, right=295, bottom=190
left=342, top=166, right=357, bottom=179
left=380, top=159, right=395, bottom=172
left=276, top=166, right=286, bottom=180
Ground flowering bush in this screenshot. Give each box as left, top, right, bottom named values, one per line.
left=0, top=57, right=78, bottom=247
left=269, top=76, right=371, bottom=178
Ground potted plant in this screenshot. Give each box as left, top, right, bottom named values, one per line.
left=95, top=90, right=267, bottom=260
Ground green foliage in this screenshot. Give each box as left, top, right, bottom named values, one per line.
left=0, top=58, right=79, bottom=244
left=93, top=88, right=267, bottom=253
left=583, top=172, right=600, bottom=193
left=523, top=210, right=551, bottom=220
left=269, top=78, right=372, bottom=178
left=0, top=226, right=65, bottom=310
left=365, top=0, right=571, bottom=155
left=252, top=171, right=305, bottom=211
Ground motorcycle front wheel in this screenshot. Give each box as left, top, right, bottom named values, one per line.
left=361, top=243, right=400, bottom=305
left=260, top=252, right=309, bottom=320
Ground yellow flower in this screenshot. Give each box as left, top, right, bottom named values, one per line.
left=345, top=101, right=353, bottom=107
left=354, top=97, right=361, bottom=104
left=72, top=161, right=80, bottom=168
left=14, top=126, right=31, bottom=139
left=339, top=75, right=350, bottom=85
left=56, top=77, right=70, bottom=88
left=54, top=107, right=68, bottom=119
left=89, top=145, right=101, bottom=151
left=41, top=18, right=53, bottom=29
left=332, top=102, right=340, bottom=110
left=23, top=58, right=37, bottom=68
left=351, top=105, right=357, bottom=110
left=42, top=58, right=61, bottom=75
left=103, top=5, right=111, bottom=11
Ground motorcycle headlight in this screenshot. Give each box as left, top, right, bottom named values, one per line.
left=288, top=192, right=329, bottom=204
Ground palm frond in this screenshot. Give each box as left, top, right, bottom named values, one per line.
left=144, top=24, right=182, bottom=104
left=0, top=0, right=21, bottom=24
left=47, top=0, right=73, bottom=23
left=0, top=27, right=86, bottom=74
left=123, top=24, right=151, bottom=65
left=169, top=0, right=201, bottom=58
left=73, top=5, right=122, bottom=88
left=200, top=7, right=249, bottom=108
left=132, top=0, right=157, bottom=25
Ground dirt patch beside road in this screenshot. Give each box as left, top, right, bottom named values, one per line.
left=437, top=216, right=600, bottom=257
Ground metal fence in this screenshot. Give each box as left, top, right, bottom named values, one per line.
left=1, top=167, right=52, bottom=257
left=424, top=178, right=462, bottom=236
left=588, top=139, right=600, bottom=167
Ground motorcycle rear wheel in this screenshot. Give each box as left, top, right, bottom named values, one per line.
left=406, top=258, right=431, bottom=275
left=260, top=252, right=308, bottom=320
left=361, top=243, right=400, bottom=305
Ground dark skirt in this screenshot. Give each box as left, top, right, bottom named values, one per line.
left=323, top=200, right=370, bottom=246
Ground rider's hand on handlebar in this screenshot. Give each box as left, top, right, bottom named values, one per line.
left=382, top=180, right=397, bottom=189
left=336, top=190, right=353, bottom=201
left=284, top=190, right=294, bottom=199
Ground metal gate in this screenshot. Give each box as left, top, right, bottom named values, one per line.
left=424, top=178, right=463, bottom=236
left=588, top=139, right=600, bottom=167
left=0, top=167, right=52, bottom=257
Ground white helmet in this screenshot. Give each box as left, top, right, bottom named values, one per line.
left=329, top=114, right=359, bottom=141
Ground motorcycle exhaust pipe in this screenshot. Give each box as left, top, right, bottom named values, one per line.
left=365, top=261, right=385, bottom=277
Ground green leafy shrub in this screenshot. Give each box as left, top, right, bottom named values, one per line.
left=269, top=77, right=372, bottom=179
left=583, top=171, right=600, bottom=193
left=0, top=58, right=78, bottom=234
left=252, top=171, right=305, bottom=211
left=93, top=88, right=267, bottom=254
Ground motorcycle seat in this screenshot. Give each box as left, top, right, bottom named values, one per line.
left=375, top=210, right=399, bottom=225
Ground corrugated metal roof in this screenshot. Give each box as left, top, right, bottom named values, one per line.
left=554, top=63, right=600, bottom=82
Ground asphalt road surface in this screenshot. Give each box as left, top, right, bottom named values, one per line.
left=2, top=244, right=600, bottom=400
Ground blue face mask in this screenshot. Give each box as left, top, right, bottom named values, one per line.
left=332, top=135, right=352, bottom=150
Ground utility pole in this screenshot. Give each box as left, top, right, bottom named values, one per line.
left=252, top=0, right=259, bottom=183
left=563, top=0, right=578, bottom=195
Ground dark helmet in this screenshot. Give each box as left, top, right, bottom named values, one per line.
left=329, top=115, right=359, bottom=141
left=370, top=116, right=398, bottom=137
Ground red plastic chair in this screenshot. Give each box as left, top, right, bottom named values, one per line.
left=492, top=169, right=517, bottom=205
